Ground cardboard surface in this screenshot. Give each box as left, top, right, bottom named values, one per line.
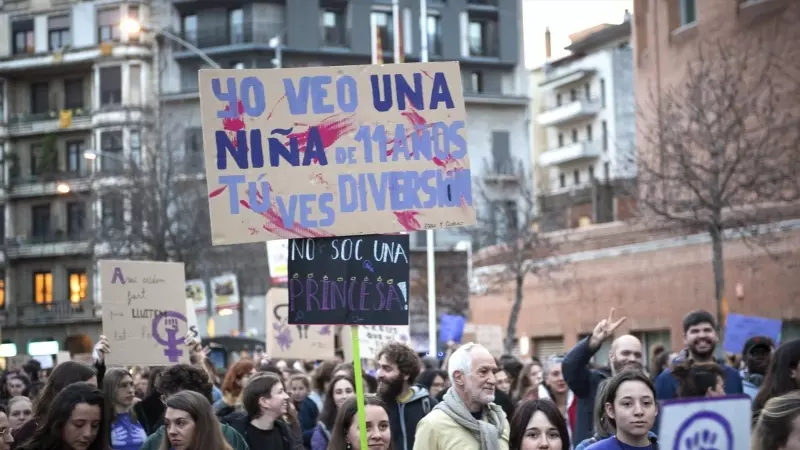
left=265, top=288, right=335, bottom=360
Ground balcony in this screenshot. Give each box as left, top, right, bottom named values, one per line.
left=537, top=98, right=601, bottom=127
left=8, top=169, right=92, bottom=198
left=5, top=108, right=92, bottom=137
left=173, top=24, right=283, bottom=58
left=5, top=231, right=92, bottom=259
left=483, top=159, right=519, bottom=183
left=14, top=301, right=98, bottom=327
left=539, top=141, right=602, bottom=167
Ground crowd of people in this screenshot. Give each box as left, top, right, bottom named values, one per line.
left=0, top=308, right=797, bottom=450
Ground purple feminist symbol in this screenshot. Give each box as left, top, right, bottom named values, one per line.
left=152, top=311, right=188, bottom=363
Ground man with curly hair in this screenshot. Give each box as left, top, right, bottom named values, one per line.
left=376, top=342, right=437, bottom=450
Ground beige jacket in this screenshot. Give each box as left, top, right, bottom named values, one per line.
left=412, top=407, right=510, bottom=450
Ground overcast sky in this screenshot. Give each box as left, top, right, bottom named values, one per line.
left=522, top=0, right=633, bottom=68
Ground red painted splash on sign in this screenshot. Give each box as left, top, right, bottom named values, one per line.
left=285, top=114, right=356, bottom=163
left=238, top=189, right=334, bottom=239
left=266, top=94, right=287, bottom=120
left=222, top=101, right=246, bottom=131
left=209, top=185, right=228, bottom=198
left=393, top=210, right=422, bottom=231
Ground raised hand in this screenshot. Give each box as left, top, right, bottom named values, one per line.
left=589, top=308, right=627, bottom=349
left=94, top=335, right=111, bottom=363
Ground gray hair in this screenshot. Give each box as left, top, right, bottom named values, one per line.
left=447, top=342, right=481, bottom=384
left=543, top=355, right=565, bottom=377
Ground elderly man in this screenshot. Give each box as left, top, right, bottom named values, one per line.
left=413, top=343, right=509, bottom=450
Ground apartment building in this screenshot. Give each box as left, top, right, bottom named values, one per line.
left=532, top=14, right=636, bottom=231
left=157, top=0, right=530, bottom=252
left=0, top=0, right=155, bottom=354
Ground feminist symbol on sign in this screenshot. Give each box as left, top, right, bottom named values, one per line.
left=151, top=311, right=188, bottom=362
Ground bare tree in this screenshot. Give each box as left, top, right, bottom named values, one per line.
left=471, top=159, right=560, bottom=354
left=636, top=34, right=800, bottom=343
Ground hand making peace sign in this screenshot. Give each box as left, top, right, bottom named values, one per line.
left=589, top=308, right=627, bottom=349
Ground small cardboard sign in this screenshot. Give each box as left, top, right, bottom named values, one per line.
left=198, top=62, right=474, bottom=245
left=287, top=234, right=410, bottom=325
left=265, top=288, right=335, bottom=360
left=658, top=395, right=751, bottom=450
left=100, top=260, right=191, bottom=366
left=341, top=325, right=411, bottom=361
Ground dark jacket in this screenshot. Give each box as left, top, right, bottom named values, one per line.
left=385, top=386, right=438, bottom=450
left=654, top=353, right=744, bottom=400
left=139, top=422, right=249, bottom=450
left=562, top=337, right=612, bottom=444
left=222, top=411, right=304, bottom=450
left=298, top=395, right=320, bottom=448
left=132, top=391, right=166, bottom=436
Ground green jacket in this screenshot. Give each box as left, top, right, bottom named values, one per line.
left=139, top=422, right=249, bottom=450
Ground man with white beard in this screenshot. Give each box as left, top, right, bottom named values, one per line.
left=413, top=343, right=509, bottom=450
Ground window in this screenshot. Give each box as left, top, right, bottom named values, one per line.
left=491, top=131, right=511, bottom=174
left=600, top=79, right=606, bottom=107
left=34, top=271, right=53, bottom=304
left=129, top=64, right=141, bottom=105
left=100, top=130, right=123, bottom=171
left=0, top=205, right=4, bottom=245
left=12, top=19, right=35, bottom=55
left=558, top=133, right=564, bottom=147
left=372, top=11, right=393, bottom=52
left=573, top=170, right=580, bottom=185
left=127, top=6, right=139, bottom=42
left=586, top=124, right=593, bottom=141
left=67, top=202, right=85, bottom=238
left=679, top=0, right=697, bottom=26
left=602, top=121, right=608, bottom=151
left=0, top=275, right=5, bottom=309
left=182, top=15, right=198, bottom=44
left=185, top=128, right=203, bottom=171
left=427, top=15, right=443, bottom=56
left=98, top=8, right=121, bottom=42
left=48, top=15, right=70, bottom=51
left=68, top=270, right=88, bottom=303
left=66, top=140, right=85, bottom=173
left=32, top=204, right=51, bottom=239
left=584, top=83, right=591, bottom=99
left=64, top=79, right=83, bottom=110
left=588, top=165, right=594, bottom=180
left=469, top=71, right=483, bottom=93
left=229, top=9, right=244, bottom=44
left=467, top=17, right=497, bottom=57
left=604, top=162, right=610, bottom=181
left=102, top=193, right=125, bottom=230
left=571, top=129, right=578, bottom=143
left=556, top=93, right=562, bottom=107
left=570, top=88, right=577, bottom=101
left=559, top=173, right=566, bottom=188
left=130, top=130, right=141, bottom=165
left=31, top=82, right=50, bottom=114
left=321, top=9, right=347, bottom=47
left=99, top=66, right=122, bottom=106
left=30, top=143, right=42, bottom=176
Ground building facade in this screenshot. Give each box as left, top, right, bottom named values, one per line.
left=156, top=0, right=530, bottom=252
left=0, top=0, right=157, bottom=355
left=532, top=14, right=636, bottom=231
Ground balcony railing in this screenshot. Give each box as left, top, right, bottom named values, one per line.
left=14, top=301, right=97, bottom=326
left=6, top=231, right=92, bottom=259
left=175, top=24, right=283, bottom=50
left=5, top=108, right=92, bottom=135
left=537, top=98, right=602, bottom=127
left=8, top=169, right=92, bottom=196
left=11, top=168, right=91, bottom=186
left=539, top=141, right=602, bottom=167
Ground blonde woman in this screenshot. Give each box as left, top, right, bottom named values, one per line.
left=752, top=390, right=800, bottom=450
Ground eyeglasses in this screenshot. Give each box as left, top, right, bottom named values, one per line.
left=0, top=428, right=11, bottom=437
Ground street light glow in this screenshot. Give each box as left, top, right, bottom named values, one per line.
left=120, top=18, right=142, bottom=34
left=83, top=150, right=98, bottom=160
left=56, top=183, right=71, bottom=194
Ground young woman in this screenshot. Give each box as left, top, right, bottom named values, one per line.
left=327, top=395, right=391, bottom=450
left=513, top=362, right=543, bottom=405
left=510, top=399, right=570, bottom=450
left=753, top=339, right=800, bottom=423
left=415, top=370, right=447, bottom=398
left=311, top=375, right=356, bottom=450
left=11, top=361, right=97, bottom=450
left=214, top=360, right=256, bottom=418
left=104, top=368, right=147, bottom=450
left=0, top=405, right=15, bottom=450
left=2, top=374, right=29, bottom=404
left=161, top=390, right=232, bottom=450
left=299, top=361, right=335, bottom=447
left=670, top=360, right=725, bottom=398
left=752, top=390, right=800, bottom=450
left=538, top=357, right=576, bottom=439
left=585, top=371, right=658, bottom=450
left=288, top=374, right=310, bottom=414
left=16, top=382, right=107, bottom=450
left=6, top=398, right=31, bottom=430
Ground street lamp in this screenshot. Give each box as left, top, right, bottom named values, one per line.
left=83, top=150, right=98, bottom=160
left=120, top=18, right=222, bottom=69
left=56, top=183, right=71, bottom=194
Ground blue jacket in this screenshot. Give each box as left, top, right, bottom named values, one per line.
left=298, top=395, right=321, bottom=448
left=579, top=433, right=658, bottom=450
left=654, top=356, right=743, bottom=400
left=562, top=337, right=613, bottom=444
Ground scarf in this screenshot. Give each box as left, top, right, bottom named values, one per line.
left=435, top=388, right=505, bottom=450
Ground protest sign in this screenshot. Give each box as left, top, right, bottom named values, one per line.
left=185, top=279, right=207, bottom=311
left=440, top=314, right=465, bottom=342
left=723, top=313, right=782, bottom=354
left=198, top=62, right=475, bottom=245
left=659, top=395, right=750, bottom=450
left=341, top=325, right=411, bottom=361
left=265, top=288, right=335, bottom=360
left=100, top=260, right=191, bottom=366
left=185, top=299, right=200, bottom=340
left=287, top=234, right=410, bottom=326
left=267, top=239, right=290, bottom=284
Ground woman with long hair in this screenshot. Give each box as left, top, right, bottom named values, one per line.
left=7, top=398, right=31, bottom=431
left=1, top=373, right=29, bottom=406
left=538, top=357, right=575, bottom=440
left=311, top=375, right=355, bottom=450
left=753, top=339, right=800, bottom=423
left=510, top=399, right=571, bottom=450
left=513, top=362, right=543, bottom=405
left=214, top=360, right=256, bottom=418
left=160, top=390, right=232, bottom=450
left=11, top=361, right=96, bottom=450
left=670, top=360, right=725, bottom=398
left=415, top=370, right=447, bottom=399
left=327, top=395, right=391, bottom=450
left=584, top=371, right=658, bottom=450
left=103, top=368, right=147, bottom=450
left=299, top=361, right=335, bottom=447
left=752, top=390, right=800, bottom=450
left=16, top=382, right=107, bottom=450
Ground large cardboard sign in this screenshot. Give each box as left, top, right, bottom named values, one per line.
left=287, top=234, right=410, bottom=326
left=658, top=395, right=750, bottom=450
left=198, top=62, right=475, bottom=245
left=341, top=325, right=411, bottom=362
left=100, top=260, right=191, bottom=366
left=265, top=288, right=334, bottom=360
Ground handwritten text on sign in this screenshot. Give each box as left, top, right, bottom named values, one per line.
left=198, top=62, right=475, bottom=245
left=287, top=234, right=410, bottom=326
left=100, top=260, right=191, bottom=366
